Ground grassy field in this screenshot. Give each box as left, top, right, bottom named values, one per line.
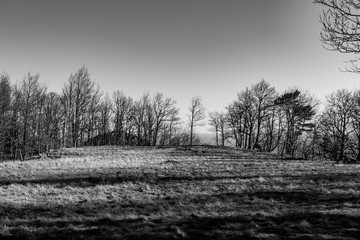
left=1, top=146, right=360, bottom=240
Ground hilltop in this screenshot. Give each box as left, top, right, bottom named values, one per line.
left=0, top=145, right=360, bottom=239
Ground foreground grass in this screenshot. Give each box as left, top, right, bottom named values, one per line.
left=0, top=146, right=360, bottom=239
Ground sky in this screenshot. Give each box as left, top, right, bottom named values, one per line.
left=1, top=0, right=360, bottom=132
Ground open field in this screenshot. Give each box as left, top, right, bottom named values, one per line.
left=1, top=146, right=360, bottom=240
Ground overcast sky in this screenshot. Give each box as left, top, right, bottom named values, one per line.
left=1, top=0, right=360, bottom=132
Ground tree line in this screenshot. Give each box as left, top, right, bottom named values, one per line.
left=0, top=66, right=206, bottom=160
left=209, top=80, right=360, bottom=162
left=1, top=66, right=360, bottom=163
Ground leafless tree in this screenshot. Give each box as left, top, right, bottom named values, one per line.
left=83, top=86, right=101, bottom=146
left=62, top=66, right=96, bottom=147
left=351, top=90, right=360, bottom=160
left=208, top=111, right=221, bottom=145
left=125, top=99, right=137, bottom=145
left=133, top=92, right=151, bottom=146
left=262, top=104, right=280, bottom=152
left=225, top=103, right=243, bottom=147
left=98, top=94, right=113, bottom=145
left=236, top=87, right=256, bottom=149
left=225, top=80, right=277, bottom=150
left=42, top=92, right=63, bottom=151
left=218, top=112, right=229, bottom=146
left=152, top=92, right=179, bottom=146
left=112, top=91, right=132, bottom=145
left=0, top=73, right=12, bottom=159
left=315, top=0, right=360, bottom=72
left=188, top=96, right=206, bottom=146
left=209, top=111, right=228, bottom=146
left=319, top=89, right=355, bottom=161
left=15, top=72, right=47, bottom=157
left=252, top=79, right=276, bottom=149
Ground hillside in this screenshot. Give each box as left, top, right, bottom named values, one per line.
left=1, top=146, right=360, bottom=239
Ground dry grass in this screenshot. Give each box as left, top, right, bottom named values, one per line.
left=1, top=146, right=360, bottom=239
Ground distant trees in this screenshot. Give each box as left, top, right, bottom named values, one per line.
left=84, top=87, right=101, bottom=146
left=235, top=87, right=256, bottom=149
left=313, top=0, right=360, bottom=162
left=351, top=90, right=360, bottom=161
left=112, top=91, right=132, bottom=145
left=163, top=110, right=181, bottom=146
left=0, top=73, right=12, bottom=160
left=0, top=67, right=186, bottom=160
left=315, top=0, right=360, bottom=72
left=223, top=80, right=319, bottom=158
left=42, top=92, right=62, bottom=151
left=219, top=78, right=360, bottom=162
left=62, top=66, right=96, bottom=147
left=208, top=111, right=227, bottom=146
left=15, top=73, right=47, bottom=157
left=208, top=111, right=221, bottom=146
left=252, top=80, right=276, bottom=150
left=98, top=94, right=113, bottom=145
left=152, top=93, right=179, bottom=146
left=226, top=80, right=277, bottom=151
left=319, top=89, right=356, bottom=162
left=3, top=66, right=360, bottom=163
left=274, top=89, right=317, bottom=156
left=188, top=96, right=206, bottom=146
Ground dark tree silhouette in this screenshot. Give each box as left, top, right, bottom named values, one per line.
left=152, top=93, right=179, bottom=146
left=0, top=73, right=12, bottom=159
left=188, top=96, right=206, bottom=146
left=16, top=72, right=46, bottom=157
left=275, top=89, right=317, bottom=156
left=42, top=92, right=63, bottom=151
left=315, top=0, right=360, bottom=71
left=320, top=89, right=355, bottom=162
left=112, top=91, right=132, bottom=145
left=62, top=66, right=96, bottom=147
left=208, top=111, right=221, bottom=146
left=252, top=80, right=276, bottom=150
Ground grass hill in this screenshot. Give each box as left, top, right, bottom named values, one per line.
left=0, top=145, right=360, bottom=239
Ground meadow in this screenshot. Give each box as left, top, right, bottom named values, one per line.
left=0, top=145, right=360, bottom=240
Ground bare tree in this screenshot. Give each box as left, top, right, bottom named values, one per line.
left=42, top=92, right=63, bottom=151
left=315, top=0, right=360, bottom=71
left=320, top=89, right=355, bottom=161
left=112, top=91, right=132, bottom=145
left=188, top=96, right=206, bottom=146
left=133, top=92, right=151, bottom=146
left=62, top=66, right=95, bottom=147
left=125, top=102, right=137, bottom=145
left=351, top=90, right=360, bottom=160
left=225, top=103, right=244, bottom=147
left=218, top=112, right=229, bottom=146
left=83, top=86, right=101, bottom=146
left=209, top=111, right=228, bottom=146
left=167, top=113, right=181, bottom=145
left=15, top=72, right=47, bottom=157
left=0, top=73, right=12, bottom=159
left=98, top=94, right=113, bottom=145
left=152, top=92, right=179, bottom=146
left=252, top=80, right=276, bottom=150
left=208, top=111, right=221, bottom=145
left=262, top=104, right=280, bottom=152
left=236, top=87, right=256, bottom=149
